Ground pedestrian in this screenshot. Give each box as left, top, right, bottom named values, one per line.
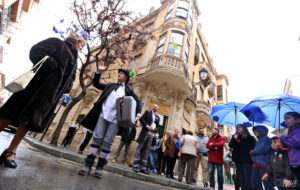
left=206, top=128, right=225, bottom=190
left=262, top=137, right=296, bottom=190
left=250, top=125, right=274, bottom=190
left=78, top=61, right=142, bottom=178
left=164, top=128, right=180, bottom=179
left=149, top=132, right=161, bottom=174
left=61, top=120, right=79, bottom=147
left=0, top=33, right=85, bottom=168
left=157, top=131, right=170, bottom=175
left=225, top=151, right=240, bottom=190
left=132, top=105, right=160, bottom=174
left=78, top=128, right=93, bottom=154
left=112, top=126, right=136, bottom=167
left=277, top=112, right=300, bottom=189
left=178, top=130, right=198, bottom=184
left=194, top=128, right=209, bottom=187
left=229, top=124, right=256, bottom=190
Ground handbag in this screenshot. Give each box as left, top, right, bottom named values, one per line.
left=4, top=56, right=49, bottom=93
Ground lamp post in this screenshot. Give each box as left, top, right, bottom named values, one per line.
left=193, top=68, right=209, bottom=86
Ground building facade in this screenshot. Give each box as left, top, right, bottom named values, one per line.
left=284, top=75, right=300, bottom=96
left=0, top=0, right=41, bottom=61
left=41, top=0, right=229, bottom=166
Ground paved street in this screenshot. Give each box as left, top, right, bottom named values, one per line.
left=0, top=132, right=177, bottom=190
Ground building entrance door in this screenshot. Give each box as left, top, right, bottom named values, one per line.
left=148, top=101, right=170, bottom=138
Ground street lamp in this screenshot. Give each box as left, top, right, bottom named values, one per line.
left=200, top=68, right=208, bottom=81
left=193, top=68, right=209, bottom=86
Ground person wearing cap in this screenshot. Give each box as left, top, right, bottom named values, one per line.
left=78, top=61, right=142, bottom=178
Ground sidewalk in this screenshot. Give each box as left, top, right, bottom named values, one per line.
left=23, top=136, right=234, bottom=190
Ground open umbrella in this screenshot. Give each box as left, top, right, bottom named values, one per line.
left=209, top=102, right=250, bottom=127
left=241, top=94, right=300, bottom=130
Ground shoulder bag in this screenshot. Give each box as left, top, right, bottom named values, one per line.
left=4, top=56, right=49, bottom=93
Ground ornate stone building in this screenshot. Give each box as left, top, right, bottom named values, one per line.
left=41, top=0, right=229, bottom=167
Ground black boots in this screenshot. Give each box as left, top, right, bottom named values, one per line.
left=94, top=157, right=108, bottom=178
left=0, top=150, right=17, bottom=168
left=78, top=154, right=96, bottom=176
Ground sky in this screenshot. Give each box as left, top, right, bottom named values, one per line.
left=1, top=0, right=300, bottom=104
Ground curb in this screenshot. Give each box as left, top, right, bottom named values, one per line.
left=23, top=136, right=203, bottom=190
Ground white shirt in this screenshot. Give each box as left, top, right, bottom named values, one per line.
left=148, top=111, right=156, bottom=136
left=68, top=122, right=79, bottom=130
left=100, top=84, right=125, bottom=123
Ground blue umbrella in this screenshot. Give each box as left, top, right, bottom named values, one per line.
left=209, top=102, right=250, bottom=127
left=241, top=94, right=300, bottom=130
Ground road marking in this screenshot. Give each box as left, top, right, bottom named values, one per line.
left=20, top=140, right=175, bottom=189
left=61, top=158, right=82, bottom=165
left=58, top=161, right=81, bottom=168
left=21, top=141, right=43, bottom=153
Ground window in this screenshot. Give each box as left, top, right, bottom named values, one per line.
left=184, top=41, right=190, bottom=65
left=167, top=32, right=184, bottom=57
left=217, top=85, right=223, bottom=101
left=155, top=34, right=166, bottom=57
left=188, top=8, right=193, bottom=29
left=165, top=3, right=174, bottom=20
left=194, top=44, right=200, bottom=65
left=176, top=0, right=189, bottom=19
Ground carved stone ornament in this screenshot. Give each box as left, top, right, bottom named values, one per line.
left=161, top=19, right=190, bottom=35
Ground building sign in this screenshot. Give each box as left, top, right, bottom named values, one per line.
left=59, top=95, right=71, bottom=107
left=148, top=101, right=170, bottom=116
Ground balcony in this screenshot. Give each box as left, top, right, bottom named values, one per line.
left=137, top=54, right=192, bottom=94
left=161, top=18, right=191, bottom=36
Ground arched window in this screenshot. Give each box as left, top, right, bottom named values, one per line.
left=167, top=32, right=184, bottom=57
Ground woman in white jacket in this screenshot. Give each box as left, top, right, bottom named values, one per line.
left=178, top=130, right=199, bottom=184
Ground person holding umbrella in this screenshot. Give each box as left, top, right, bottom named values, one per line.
left=277, top=112, right=300, bottom=188
left=229, top=124, right=256, bottom=190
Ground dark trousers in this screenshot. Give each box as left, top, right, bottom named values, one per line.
left=78, top=130, right=93, bottom=152
left=235, top=162, right=252, bottom=190
left=209, top=162, right=223, bottom=190
left=61, top=128, right=76, bottom=147
left=166, top=155, right=177, bottom=177
left=113, top=140, right=131, bottom=163
left=251, top=166, right=274, bottom=190
left=133, top=134, right=153, bottom=171
left=178, top=154, right=196, bottom=184
left=157, top=151, right=167, bottom=174
left=292, top=166, right=300, bottom=188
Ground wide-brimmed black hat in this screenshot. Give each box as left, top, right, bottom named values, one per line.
left=118, top=69, right=130, bottom=84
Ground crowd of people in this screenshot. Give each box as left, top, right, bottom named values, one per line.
left=0, top=34, right=299, bottom=190
left=125, top=112, right=299, bottom=190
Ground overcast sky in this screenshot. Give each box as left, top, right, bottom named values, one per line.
left=1, top=0, right=300, bottom=104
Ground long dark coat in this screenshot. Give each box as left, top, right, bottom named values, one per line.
left=0, top=38, right=78, bottom=132
left=229, top=135, right=256, bottom=163
left=136, top=110, right=160, bottom=143
left=81, top=73, right=142, bottom=131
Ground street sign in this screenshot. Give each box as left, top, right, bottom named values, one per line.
left=59, top=94, right=71, bottom=107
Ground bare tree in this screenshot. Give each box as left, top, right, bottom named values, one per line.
left=50, top=0, right=153, bottom=145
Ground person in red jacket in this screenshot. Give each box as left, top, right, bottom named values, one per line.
left=206, top=128, right=225, bottom=190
